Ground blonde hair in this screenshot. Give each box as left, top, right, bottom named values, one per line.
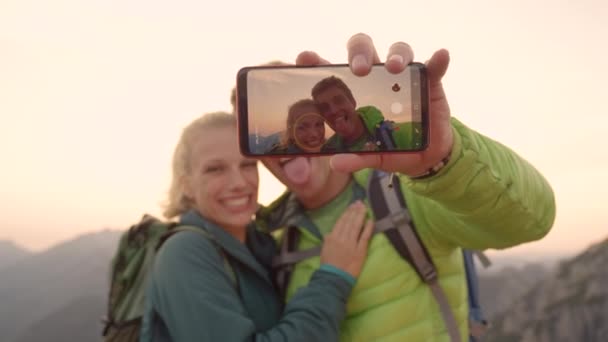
left=162, top=111, right=236, bottom=219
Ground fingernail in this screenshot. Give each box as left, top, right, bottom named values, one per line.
left=388, top=54, right=404, bottom=65
left=352, top=54, right=368, bottom=71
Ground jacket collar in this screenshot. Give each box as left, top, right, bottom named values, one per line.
left=180, top=210, right=273, bottom=285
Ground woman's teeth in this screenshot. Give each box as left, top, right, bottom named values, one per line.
left=223, top=196, right=249, bottom=207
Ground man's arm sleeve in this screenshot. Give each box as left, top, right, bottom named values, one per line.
left=402, top=117, right=556, bottom=250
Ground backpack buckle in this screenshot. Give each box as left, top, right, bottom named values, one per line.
left=100, top=316, right=112, bottom=336
left=420, top=264, right=438, bottom=283
left=391, top=210, right=411, bottom=229
left=469, top=319, right=489, bottom=339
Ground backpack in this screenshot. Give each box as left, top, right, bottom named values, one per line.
left=271, top=170, right=491, bottom=342
left=101, top=214, right=236, bottom=342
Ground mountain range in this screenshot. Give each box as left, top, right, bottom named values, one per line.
left=0, top=240, right=31, bottom=270
left=1, top=230, right=606, bottom=341
left=484, top=237, right=608, bottom=342
left=0, top=231, right=121, bottom=342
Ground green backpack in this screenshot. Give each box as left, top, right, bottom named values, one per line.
left=101, top=214, right=236, bottom=342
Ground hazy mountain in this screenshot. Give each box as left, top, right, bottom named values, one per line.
left=14, top=295, right=106, bottom=342
left=4, top=228, right=604, bottom=342
left=478, top=262, right=549, bottom=319
left=477, top=253, right=564, bottom=275
left=249, top=132, right=281, bottom=153
left=0, top=229, right=121, bottom=342
left=484, top=237, right=608, bottom=342
left=0, top=240, right=31, bottom=270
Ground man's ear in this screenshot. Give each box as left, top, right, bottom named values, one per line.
left=230, top=87, right=237, bottom=114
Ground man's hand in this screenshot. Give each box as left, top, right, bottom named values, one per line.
left=296, top=33, right=453, bottom=177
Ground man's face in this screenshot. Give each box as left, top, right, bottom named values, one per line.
left=262, top=156, right=332, bottom=203
left=314, top=86, right=360, bottom=141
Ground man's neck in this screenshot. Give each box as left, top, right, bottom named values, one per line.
left=298, top=171, right=352, bottom=210
left=343, top=115, right=367, bottom=145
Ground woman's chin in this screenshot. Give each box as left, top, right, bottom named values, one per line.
left=302, top=142, right=323, bottom=151
left=219, top=216, right=252, bottom=229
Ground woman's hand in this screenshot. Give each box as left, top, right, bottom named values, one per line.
left=320, top=201, right=374, bottom=278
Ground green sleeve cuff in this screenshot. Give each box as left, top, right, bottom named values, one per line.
left=319, top=264, right=356, bottom=286
left=401, top=118, right=469, bottom=192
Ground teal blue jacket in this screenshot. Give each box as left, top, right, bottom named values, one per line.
left=140, top=210, right=354, bottom=342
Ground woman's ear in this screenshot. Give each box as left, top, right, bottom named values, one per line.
left=181, top=175, right=193, bottom=200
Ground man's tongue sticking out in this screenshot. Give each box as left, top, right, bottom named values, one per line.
left=283, top=157, right=311, bottom=185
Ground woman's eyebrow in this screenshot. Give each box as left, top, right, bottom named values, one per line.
left=202, top=159, right=224, bottom=165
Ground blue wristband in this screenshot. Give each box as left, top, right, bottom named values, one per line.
left=319, top=264, right=356, bottom=286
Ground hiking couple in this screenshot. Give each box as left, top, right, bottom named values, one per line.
left=107, top=33, right=555, bottom=342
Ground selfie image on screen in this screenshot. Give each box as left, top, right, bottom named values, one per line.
left=242, top=64, right=427, bottom=155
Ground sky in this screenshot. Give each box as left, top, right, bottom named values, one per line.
left=1, top=0, right=607, bottom=261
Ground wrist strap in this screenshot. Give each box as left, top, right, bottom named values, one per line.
left=409, top=152, right=452, bottom=180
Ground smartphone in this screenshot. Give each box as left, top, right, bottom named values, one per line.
left=236, top=63, right=428, bottom=157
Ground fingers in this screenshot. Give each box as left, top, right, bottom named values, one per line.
left=296, top=51, right=331, bottom=66
left=343, top=202, right=367, bottom=242
left=357, top=219, right=374, bottom=249
left=385, top=42, right=414, bottom=74
left=426, top=49, right=450, bottom=85
left=347, top=33, right=381, bottom=76
left=332, top=201, right=365, bottom=240
left=262, top=60, right=291, bottom=67
left=329, top=154, right=381, bottom=173
left=322, top=201, right=374, bottom=279
left=329, top=202, right=354, bottom=239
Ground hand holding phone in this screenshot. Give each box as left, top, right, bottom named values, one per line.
left=294, top=34, right=454, bottom=178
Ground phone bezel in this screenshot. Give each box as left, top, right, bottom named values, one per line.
left=236, top=62, right=429, bottom=157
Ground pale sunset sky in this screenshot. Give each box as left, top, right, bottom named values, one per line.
left=1, top=0, right=606, bottom=261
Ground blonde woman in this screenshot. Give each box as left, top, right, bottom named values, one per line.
left=140, top=112, right=373, bottom=341
left=270, top=99, right=327, bottom=153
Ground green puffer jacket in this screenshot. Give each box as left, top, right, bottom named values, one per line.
left=322, top=106, right=423, bottom=152
left=258, top=118, right=556, bottom=341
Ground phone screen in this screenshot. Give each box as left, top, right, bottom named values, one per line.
left=236, top=63, right=428, bottom=156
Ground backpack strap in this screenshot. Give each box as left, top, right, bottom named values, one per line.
left=463, top=250, right=489, bottom=341
left=375, top=120, right=397, bottom=150
left=472, top=250, right=491, bottom=268
left=368, top=170, right=462, bottom=342
left=157, top=225, right=238, bottom=289
left=273, top=226, right=296, bottom=299
left=270, top=181, right=368, bottom=296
